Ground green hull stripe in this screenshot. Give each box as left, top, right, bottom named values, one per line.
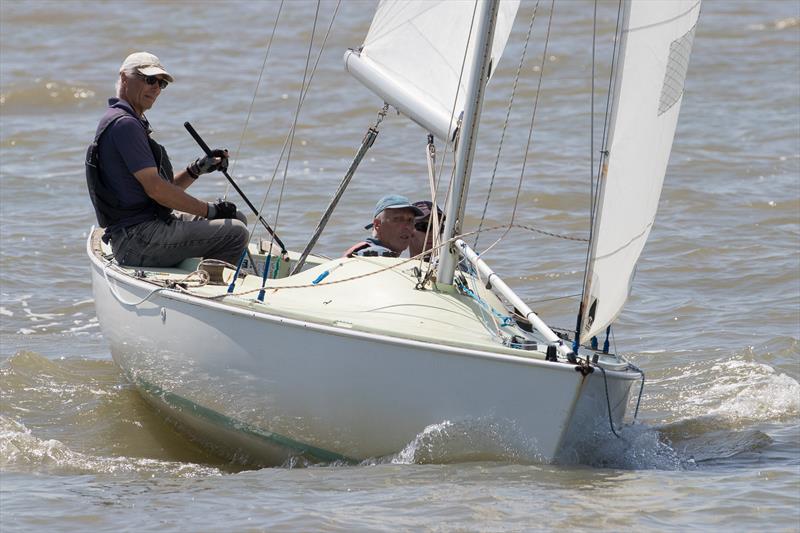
left=134, top=377, right=355, bottom=464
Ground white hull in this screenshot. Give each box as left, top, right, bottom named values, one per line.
left=88, top=231, right=638, bottom=465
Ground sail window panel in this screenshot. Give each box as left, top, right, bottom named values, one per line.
left=582, top=0, right=702, bottom=341
left=658, top=25, right=697, bottom=115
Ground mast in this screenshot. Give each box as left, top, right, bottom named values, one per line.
left=437, top=0, right=500, bottom=285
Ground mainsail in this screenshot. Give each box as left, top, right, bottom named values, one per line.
left=581, top=0, right=701, bottom=341
left=344, top=0, right=519, bottom=141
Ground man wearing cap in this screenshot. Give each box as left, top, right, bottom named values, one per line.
left=344, top=195, right=423, bottom=257
left=86, top=51, right=248, bottom=268
left=409, top=200, right=445, bottom=260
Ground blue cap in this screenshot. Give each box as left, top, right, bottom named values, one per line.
left=365, top=194, right=424, bottom=229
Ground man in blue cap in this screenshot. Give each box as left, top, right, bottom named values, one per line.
left=344, top=195, right=423, bottom=257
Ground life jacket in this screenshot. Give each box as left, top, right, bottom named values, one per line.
left=344, top=241, right=370, bottom=257
left=85, top=108, right=174, bottom=232
left=343, top=240, right=398, bottom=258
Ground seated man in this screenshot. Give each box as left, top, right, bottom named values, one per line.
left=409, top=200, right=445, bottom=259
left=345, top=195, right=422, bottom=257
left=87, top=51, right=248, bottom=268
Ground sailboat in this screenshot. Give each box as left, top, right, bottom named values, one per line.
left=87, top=0, right=701, bottom=466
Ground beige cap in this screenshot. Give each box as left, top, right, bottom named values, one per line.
left=119, top=52, right=174, bottom=83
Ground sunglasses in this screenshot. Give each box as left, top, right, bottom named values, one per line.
left=137, top=74, right=168, bottom=89
left=415, top=220, right=443, bottom=232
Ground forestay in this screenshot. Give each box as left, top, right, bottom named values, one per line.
left=581, top=0, right=701, bottom=341
left=344, top=0, right=519, bottom=141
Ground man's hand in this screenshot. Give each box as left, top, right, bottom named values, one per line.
left=187, top=149, right=229, bottom=179
left=207, top=199, right=238, bottom=220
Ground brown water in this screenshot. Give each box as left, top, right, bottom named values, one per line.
left=1, top=1, right=799, bottom=531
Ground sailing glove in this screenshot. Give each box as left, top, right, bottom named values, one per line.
left=207, top=199, right=238, bottom=220
left=187, top=149, right=229, bottom=179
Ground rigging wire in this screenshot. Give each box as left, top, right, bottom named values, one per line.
left=257, top=1, right=342, bottom=219
left=266, top=0, right=323, bottom=255
left=590, top=0, right=597, bottom=225
left=248, top=0, right=340, bottom=256
left=577, top=0, right=625, bottom=329
left=226, top=0, right=285, bottom=187
left=477, top=0, right=555, bottom=259
left=474, top=0, right=540, bottom=250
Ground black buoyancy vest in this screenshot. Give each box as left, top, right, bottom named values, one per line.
left=85, top=108, right=174, bottom=230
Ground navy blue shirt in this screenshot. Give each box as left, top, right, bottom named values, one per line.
left=96, top=98, right=160, bottom=232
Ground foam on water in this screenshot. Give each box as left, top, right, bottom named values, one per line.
left=2, top=347, right=793, bottom=473
left=0, top=416, right=221, bottom=477
left=386, top=418, right=545, bottom=466
left=677, top=354, right=800, bottom=425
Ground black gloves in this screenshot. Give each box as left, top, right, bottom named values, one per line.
left=187, top=149, right=228, bottom=179
left=206, top=199, right=238, bottom=220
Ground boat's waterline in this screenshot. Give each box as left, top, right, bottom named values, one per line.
left=88, top=230, right=638, bottom=465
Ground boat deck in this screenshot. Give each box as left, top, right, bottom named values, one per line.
left=89, top=228, right=629, bottom=370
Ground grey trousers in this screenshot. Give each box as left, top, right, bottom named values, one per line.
left=110, top=211, right=249, bottom=268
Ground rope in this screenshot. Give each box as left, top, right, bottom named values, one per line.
left=101, top=258, right=226, bottom=306
left=455, top=278, right=514, bottom=336
left=597, top=364, right=622, bottom=438
left=169, top=226, right=496, bottom=301
left=414, top=134, right=442, bottom=285
left=512, top=223, right=588, bottom=242
left=105, top=220, right=585, bottom=311
left=627, top=362, right=645, bottom=420
left=102, top=262, right=168, bottom=306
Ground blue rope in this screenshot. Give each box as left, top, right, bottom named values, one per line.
left=572, top=308, right=581, bottom=354
left=456, top=280, right=514, bottom=327
left=603, top=325, right=611, bottom=354
left=227, top=249, right=248, bottom=294
left=257, top=254, right=272, bottom=302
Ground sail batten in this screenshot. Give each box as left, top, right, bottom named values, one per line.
left=344, top=0, right=519, bottom=141
left=580, top=0, right=701, bottom=341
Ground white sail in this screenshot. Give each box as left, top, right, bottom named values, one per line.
left=344, top=0, right=519, bottom=141
left=581, top=0, right=701, bottom=341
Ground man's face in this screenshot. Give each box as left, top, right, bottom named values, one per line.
left=374, top=207, right=416, bottom=253
left=121, top=72, right=164, bottom=115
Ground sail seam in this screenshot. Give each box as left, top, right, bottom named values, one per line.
left=623, top=0, right=701, bottom=33
left=591, top=220, right=652, bottom=262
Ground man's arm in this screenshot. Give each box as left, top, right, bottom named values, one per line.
left=173, top=168, right=197, bottom=190
left=134, top=167, right=208, bottom=217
